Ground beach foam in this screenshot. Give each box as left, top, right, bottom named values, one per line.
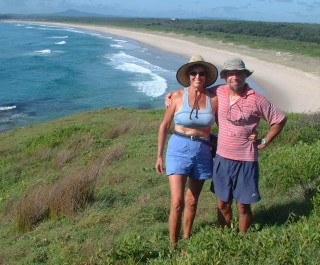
left=0, top=105, right=17, bottom=111
left=34, top=49, right=51, bottom=54
left=47, top=36, right=69, bottom=39
left=54, top=41, right=66, bottom=45
left=106, top=51, right=168, bottom=97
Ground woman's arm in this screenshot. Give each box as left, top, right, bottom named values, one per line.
left=210, top=95, right=218, bottom=127
left=156, top=91, right=180, bottom=174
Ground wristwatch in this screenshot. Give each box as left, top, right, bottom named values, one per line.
left=261, top=138, right=267, bottom=145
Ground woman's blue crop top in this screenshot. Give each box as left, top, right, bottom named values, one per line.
left=174, top=87, right=215, bottom=128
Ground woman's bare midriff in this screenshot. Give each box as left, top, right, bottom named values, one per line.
left=174, top=124, right=211, bottom=139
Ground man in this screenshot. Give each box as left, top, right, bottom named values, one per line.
left=211, top=57, right=286, bottom=233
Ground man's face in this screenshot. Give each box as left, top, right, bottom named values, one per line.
left=224, top=70, right=247, bottom=92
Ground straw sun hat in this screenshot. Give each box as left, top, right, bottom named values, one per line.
left=176, top=55, right=218, bottom=88
left=220, top=57, right=254, bottom=79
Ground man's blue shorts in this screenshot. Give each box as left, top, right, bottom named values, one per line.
left=166, top=134, right=213, bottom=180
left=211, top=154, right=261, bottom=204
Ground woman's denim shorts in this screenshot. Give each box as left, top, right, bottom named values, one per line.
left=165, top=134, right=213, bottom=180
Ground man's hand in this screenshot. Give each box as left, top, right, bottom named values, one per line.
left=165, top=92, right=173, bottom=108
left=248, top=131, right=258, bottom=142
left=257, top=138, right=267, bottom=150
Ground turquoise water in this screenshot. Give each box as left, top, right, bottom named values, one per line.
left=0, top=21, right=264, bottom=133
left=0, top=21, right=188, bottom=132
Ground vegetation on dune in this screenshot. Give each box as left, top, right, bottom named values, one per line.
left=108, top=18, right=320, bottom=58
left=0, top=108, right=319, bottom=264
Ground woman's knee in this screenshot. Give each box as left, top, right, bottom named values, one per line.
left=171, top=198, right=184, bottom=213
left=184, top=193, right=198, bottom=208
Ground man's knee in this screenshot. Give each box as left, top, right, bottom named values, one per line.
left=217, top=199, right=232, bottom=212
left=237, top=203, right=252, bottom=215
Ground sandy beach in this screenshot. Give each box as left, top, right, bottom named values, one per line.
left=7, top=21, right=320, bottom=113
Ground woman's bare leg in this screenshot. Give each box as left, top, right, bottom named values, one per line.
left=183, top=178, right=205, bottom=239
left=168, top=174, right=187, bottom=246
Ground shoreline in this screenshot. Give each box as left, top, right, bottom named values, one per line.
left=3, top=20, right=320, bottom=113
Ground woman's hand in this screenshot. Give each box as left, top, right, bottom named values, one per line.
left=155, top=157, right=165, bottom=175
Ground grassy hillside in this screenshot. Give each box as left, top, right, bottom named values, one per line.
left=0, top=108, right=319, bottom=264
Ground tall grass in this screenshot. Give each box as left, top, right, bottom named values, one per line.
left=13, top=144, right=123, bottom=232
left=0, top=109, right=319, bottom=264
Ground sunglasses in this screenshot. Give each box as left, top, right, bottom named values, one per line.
left=189, top=71, right=206, bottom=77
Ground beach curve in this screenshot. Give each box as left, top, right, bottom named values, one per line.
left=5, top=20, right=320, bottom=113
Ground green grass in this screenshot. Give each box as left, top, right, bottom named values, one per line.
left=0, top=109, right=319, bottom=264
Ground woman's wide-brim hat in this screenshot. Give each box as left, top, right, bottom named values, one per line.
left=176, top=55, right=218, bottom=88
left=220, top=57, right=254, bottom=78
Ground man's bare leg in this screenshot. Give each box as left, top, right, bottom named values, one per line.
left=237, top=202, right=252, bottom=233
left=217, top=199, right=233, bottom=228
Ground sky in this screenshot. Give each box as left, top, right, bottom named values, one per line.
left=1, top=0, right=319, bottom=24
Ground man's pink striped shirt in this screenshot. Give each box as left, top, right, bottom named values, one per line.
left=215, top=84, right=286, bottom=161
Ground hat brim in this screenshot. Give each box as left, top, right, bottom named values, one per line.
left=220, top=69, right=253, bottom=79
left=176, top=61, right=218, bottom=88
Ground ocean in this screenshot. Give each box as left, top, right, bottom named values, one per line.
left=0, top=21, right=264, bottom=133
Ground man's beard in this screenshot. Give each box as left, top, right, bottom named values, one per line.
left=229, top=84, right=244, bottom=92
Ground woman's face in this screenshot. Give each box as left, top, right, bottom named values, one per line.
left=188, top=66, right=207, bottom=89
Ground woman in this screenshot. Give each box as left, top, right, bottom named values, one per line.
left=155, top=55, right=218, bottom=246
